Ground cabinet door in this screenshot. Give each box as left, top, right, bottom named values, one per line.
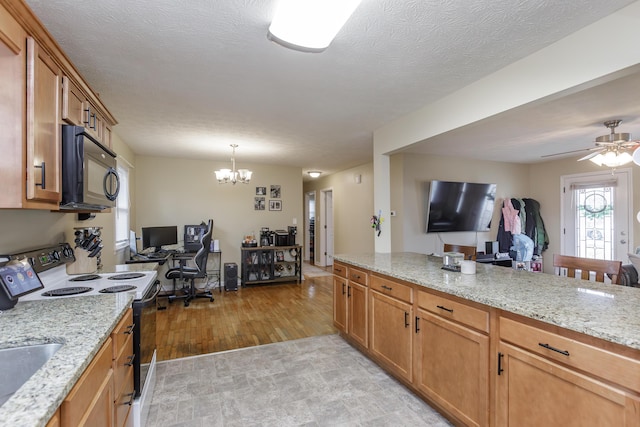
left=333, top=275, right=347, bottom=333
left=415, top=309, right=489, bottom=427
left=26, top=37, right=61, bottom=203
left=369, top=290, right=413, bottom=382
left=347, top=281, right=368, bottom=348
left=497, top=342, right=640, bottom=427
left=0, top=5, right=26, bottom=208
left=61, top=76, right=85, bottom=126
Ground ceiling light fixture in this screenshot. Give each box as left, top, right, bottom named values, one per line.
left=215, top=144, right=252, bottom=185
left=579, top=120, right=639, bottom=168
left=267, top=0, right=362, bottom=53
left=307, top=171, right=322, bottom=178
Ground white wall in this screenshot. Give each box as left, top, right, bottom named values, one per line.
left=134, top=156, right=303, bottom=268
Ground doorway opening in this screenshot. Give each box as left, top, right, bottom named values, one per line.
left=304, top=191, right=316, bottom=264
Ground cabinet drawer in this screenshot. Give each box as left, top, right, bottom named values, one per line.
left=370, top=275, right=413, bottom=304
left=113, top=337, right=134, bottom=397
left=332, top=262, right=348, bottom=278
left=418, top=291, right=489, bottom=333
left=500, top=317, right=640, bottom=392
left=349, top=267, right=368, bottom=286
left=61, top=337, right=113, bottom=427
left=114, top=366, right=134, bottom=427
left=112, top=309, right=134, bottom=359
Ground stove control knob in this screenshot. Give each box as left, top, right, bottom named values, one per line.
left=27, top=257, right=36, bottom=266
left=51, top=251, right=60, bottom=261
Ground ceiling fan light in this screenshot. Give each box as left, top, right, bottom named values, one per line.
left=633, top=148, right=640, bottom=166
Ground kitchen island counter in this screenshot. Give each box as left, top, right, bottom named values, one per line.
left=0, top=294, right=133, bottom=427
left=334, top=252, right=640, bottom=351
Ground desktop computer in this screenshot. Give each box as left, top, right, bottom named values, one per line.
left=224, top=263, right=238, bottom=291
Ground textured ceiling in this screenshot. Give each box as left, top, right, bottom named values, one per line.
left=24, top=0, right=639, bottom=177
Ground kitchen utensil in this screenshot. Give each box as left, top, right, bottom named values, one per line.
left=88, top=244, right=103, bottom=258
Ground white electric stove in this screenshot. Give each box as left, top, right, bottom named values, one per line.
left=19, top=264, right=158, bottom=302
left=1, top=243, right=159, bottom=427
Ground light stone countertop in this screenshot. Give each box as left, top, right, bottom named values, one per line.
left=334, top=252, right=640, bottom=351
left=0, top=294, right=133, bottom=427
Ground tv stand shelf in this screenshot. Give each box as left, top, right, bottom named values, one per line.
left=241, top=245, right=301, bottom=286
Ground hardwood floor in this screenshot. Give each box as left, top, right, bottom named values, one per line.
left=155, top=270, right=336, bottom=361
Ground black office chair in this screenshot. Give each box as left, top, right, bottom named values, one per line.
left=166, top=219, right=214, bottom=307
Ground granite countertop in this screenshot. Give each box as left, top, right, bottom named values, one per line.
left=0, top=294, right=133, bottom=427
left=99, top=261, right=161, bottom=274
left=334, top=252, right=640, bottom=351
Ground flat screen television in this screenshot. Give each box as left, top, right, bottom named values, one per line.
left=426, top=180, right=497, bottom=233
left=141, top=225, right=178, bottom=252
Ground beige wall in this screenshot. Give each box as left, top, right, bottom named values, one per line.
left=134, top=156, right=303, bottom=268
left=394, top=153, right=530, bottom=256
left=303, top=163, right=375, bottom=260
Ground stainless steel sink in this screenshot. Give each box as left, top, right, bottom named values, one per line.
left=0, top=343, right=63, bottom=407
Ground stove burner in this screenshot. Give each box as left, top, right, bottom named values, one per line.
left=69, top=274, right=101, bottom=282
left=99, top=285, right=136, bottom=294
left=42, top=287, right=93, bottom=297
left=108, top=273, right=145, bottom=280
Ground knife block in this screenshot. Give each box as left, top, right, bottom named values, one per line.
left=67, top=249, right=98, bottom=275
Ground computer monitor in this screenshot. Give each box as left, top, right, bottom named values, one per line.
left=141, top=226, right=178, bottom=253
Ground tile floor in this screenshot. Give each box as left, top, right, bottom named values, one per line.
left=147, top=334, right=453, bottom=427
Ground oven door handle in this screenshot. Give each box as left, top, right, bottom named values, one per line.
left=133, top=280, right=161, bottom=308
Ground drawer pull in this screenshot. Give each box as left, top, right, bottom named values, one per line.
left=124, top=354, right=135, bottom=367
left=124, top=323, right=135, bottom=335
left=381, top=285, right=393, bottom=291
left=415, top=316, right=420, bottom=333
left=404, top=311, right=409, bottom=328
left=334, top=268, right=342, bottom=273
left=498, top=352, right=504, bottom=375
left=436, top=305, right=454, bottom=313
left=538, top=342, right=570, bottom=357
left=353, top=275, right=360, bottom=279
left=347, top=285, right=351, bottom=298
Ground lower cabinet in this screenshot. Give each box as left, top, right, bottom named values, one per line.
left=61, top=337, right=114, bottom=427
left=334, top=263, right=640, bottom=427
left=49, top=309, right=134, bottom=427
left=497, top=316, right=640, bottom=427
left=369, top=276, right=413, bottom=383
left=332, top=262, right=368, bottom=349
left=112, top=309, right=135, bottom=427
left=497, top=342, right=639, bottom=426
left=414, top=310, right=489, bottom=426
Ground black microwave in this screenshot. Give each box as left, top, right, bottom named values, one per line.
left=60, top=125, right=120, bottom=211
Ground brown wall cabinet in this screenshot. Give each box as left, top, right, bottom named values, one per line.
left=0, top=0, right=117, bottom=210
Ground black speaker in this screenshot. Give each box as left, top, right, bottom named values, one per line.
left=485, top=241, right=499, bottom=255
left=224, top=263, right=238, bottom=291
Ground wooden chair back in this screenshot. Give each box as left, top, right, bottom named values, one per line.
left=552, top=254, right=622, bottom=285
left=443, top=244, right=477, bottom=261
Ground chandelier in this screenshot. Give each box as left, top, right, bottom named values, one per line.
left=215, top=144, right=252, bottom=184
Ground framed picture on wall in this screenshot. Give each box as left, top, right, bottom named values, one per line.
left=256, top=187, right=266, bottom=196
left=254, top=197, right=265, bottom=210
left=269, top=200, right=282, bottom=211
left=270, top=185, right=281, bottom=198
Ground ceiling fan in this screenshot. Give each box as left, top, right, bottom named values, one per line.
left=541, top=120, right=640, bottom=166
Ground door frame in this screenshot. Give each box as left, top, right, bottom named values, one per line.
left=304, top=191, right=316, bottom=263
left=318, top=188, right=334, bottom=267
left=560, top=168, right=633, bottom=260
